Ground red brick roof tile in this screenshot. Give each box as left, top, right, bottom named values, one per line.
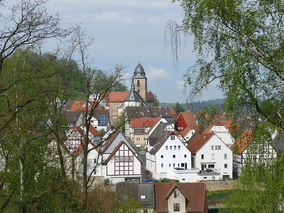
left=187, top=132, right=214, bottom=153
left=109, top=92, right=130, bottom=102
left=231, top=130, right=254, bottom=154
left=154, top=181, right=207, bottom=213
left=130, top=117, right=161, bottom=129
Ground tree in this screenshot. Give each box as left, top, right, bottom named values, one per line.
left=170, top=0, right=284, bottom=211
left=0, top=0, right=68, bottom=73
left=171, top=102, right=185, bottom=115
left=71, top=27, right=124, bottom=209
left=153, top=96, right=160, bottom=106
left=0, top=49, right=79, bottom=212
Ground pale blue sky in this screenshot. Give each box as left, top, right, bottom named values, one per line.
left=46, top=0, right=223, bottom=103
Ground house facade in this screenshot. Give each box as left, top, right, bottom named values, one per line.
left=74, top=131, right=142, bottom=184
left=154, top=181, right=208, bottom=213
left=146, top=133, right=192, bottom=180
left=188, top=132, right=233, bottom=180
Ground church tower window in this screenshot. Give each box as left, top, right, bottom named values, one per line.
left=137, top=80, right=140, bottom=87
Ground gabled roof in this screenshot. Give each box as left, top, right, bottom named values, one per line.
left=130, top=117, right=161, bottom=129
left=187, top=132, right=214, bottom=153
left=149, top=132, right=179, bottom=155
left=179, top=111, right=198, bottom=137
left=103, top=141, right=142, bottom=164
left=154, top=181, right=207, bottom=213
left=101, top=130, right=120, bottom=153
left=231, top=130, right=254, bottom=154
left=109, top=92, right=130, bottom=102
left=63, top=111, right=82, bottom=124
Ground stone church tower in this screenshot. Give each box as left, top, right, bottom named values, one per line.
left=133, top=63, right=147, bottom=102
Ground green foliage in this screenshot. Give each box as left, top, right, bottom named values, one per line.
left=92, top=69, right=128, bottom=93
left=153, top=97, right=160, bottom=106
left=174, top=1, right=284, bottom=211
left=171, top=102, right=185, bottom=115
left=174, top=0, right=283, bottom=129
left=117, top=110, right=126, bottom=133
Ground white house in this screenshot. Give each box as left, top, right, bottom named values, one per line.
left=146, top=133, right=192, bottom=181
left=209, top=124, right=235, bottom=147
left=231, top=130, right=278, bottom=178
left=187, top=132, right=233, bottom=180
left=74, top=131, right=142, bottom=184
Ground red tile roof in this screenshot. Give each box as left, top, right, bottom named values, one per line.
left=130, top=117, right=161, bottom=129
left=231, top=130, right=254, bottom=154
left=68, top=101, right=108, bottom=112
left=187, top=132, right=214, bottom=153
left=109, top=92, right=130, bottom=102
left=179, top=111, right=198, bottom=137
left=154, top=181, right=207, bottom=213
left=89, top=124, right=100, bottom=137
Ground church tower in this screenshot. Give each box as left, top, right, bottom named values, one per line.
left=133, top=63, right=147, bottom=102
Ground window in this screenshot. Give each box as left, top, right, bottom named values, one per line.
left=173, top=163, right=175, bottom=167
left=94, top=158, right=97, bottom=164
left=224, top=154, right=227, bottom=159
left=161, top=155, right=163, bottom=158
left=211, top=145, right=214, bottom=150
left=173, top=155, right=176, bottom=158
left=218, top=145, right=221, bottom=150
left=178, top=145, right=181, bottom=150
left=174, top=146, right=176, bottom=150
left=171, top=135, right=175, bottom=140
left=184, top=154, right=187, bottom=158
left=140, top=195, right=146, bottom=199
left=161, top=163, right=163, bottom=168
left=201, top=154, right=204, bottom=159
left=181, top=163, right=184, bottom=167
left=174, top=203, right=180, bottom=211
left=137, top=80, right=140, bottom=87
left=174, top=190, right=179, bottom=198
left=211, top=154, right=215, bottom=160
left=224, top=164, right=227, bottom=168
left=166, top=146, right=168, bottom=150
left=169, top=164, right=171, bottom=167
left=136, top=137, right=140, bottom=141
left=170, top=146, right=172, bottom=150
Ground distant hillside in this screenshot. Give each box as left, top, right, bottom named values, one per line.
left=160, top=99, right=224, bottom=112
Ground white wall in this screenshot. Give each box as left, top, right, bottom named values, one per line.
left=195, top=135, right=233, bottom=179
left=155, top=135, right=192, bottom=179
left=210, top=125, right=234, bottom=147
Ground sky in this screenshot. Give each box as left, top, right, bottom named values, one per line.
left=46, top=0, right=223, bottom=103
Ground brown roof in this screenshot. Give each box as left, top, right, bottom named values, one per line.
left=169, top=108, right=178, bottom=122
left=109, top=92, right=130, bottom=102
left=154, top=181, right=207, bottom=213
left=187, top=132, right=214, bottom=153
left=231, top=130, right=254, bottom=154
left=101, top=131, right=120, bottom=153
left=130, top=117, right=161, bottom=129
